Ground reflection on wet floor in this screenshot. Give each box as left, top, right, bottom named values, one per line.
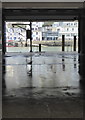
left=2, top=52, right=82, bottom=98
left=2, top=52, right=83, bottom=118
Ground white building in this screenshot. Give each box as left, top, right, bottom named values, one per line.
left=52, top=21, right=78, bottom=40
left=6, top=22, right=26, bottom=42
left=6, top=21, right=78, bottom=43
left=32, top=22, right=43, bottom=41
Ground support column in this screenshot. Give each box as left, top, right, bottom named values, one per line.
left=25, top=30, right=28, bottom=47
left=30, top=22, right=32, bottom=52
left=2, top=16, right=6, bottom=54
left=79, top=5, right=85, bottom=83
left=62, top=35, right=65, bottom=51
left=78, top=17, right=81, bottom=53
left=0, top=2, right=2, bottom=119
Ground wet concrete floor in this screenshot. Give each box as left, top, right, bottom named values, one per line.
left=2, top=52, right=83, bottom=118
left=0, top=51, right=2, bottom=119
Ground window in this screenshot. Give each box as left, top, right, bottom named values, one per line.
left=14, top=37, right=16, bottom=40
left=32, top=28, right=34, bottom=30
left=71, top=33, right=74, bottom=36
left=35, top=28, right=38, bottom=30
left=67, top=28, right=69, bottom=31
left=74, top=23, right=77, bottom=26
left=72, top=28, right=74, bottom=31
left=67, top=23, right=70, bottom=26
left=57, top=29, right=60, bottom=31
left=36, top=32, right=38, bottom=35
left=36, top=37, right=38, bottom=40
left=66, top=34, right=70, bottom=37
left=32, top=35, right=35, bottom=37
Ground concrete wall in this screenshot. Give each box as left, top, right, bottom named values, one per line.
left=0, top=2, right=2, bottom=120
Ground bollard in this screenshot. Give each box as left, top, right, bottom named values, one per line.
left=39, top=44, right=41, bottom=52
left=74, top=36, right=76, bottom=51
left=62, top=35, right=65, bottom=51
left=25, top=43, right=27, bottom=47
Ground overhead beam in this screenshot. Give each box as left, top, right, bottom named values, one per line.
left=2, top=2, right=84, bottom=9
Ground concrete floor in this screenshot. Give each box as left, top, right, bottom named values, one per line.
left=0, top=51, right=2, bottom=119
left=2, top=52, right=83, bottom=118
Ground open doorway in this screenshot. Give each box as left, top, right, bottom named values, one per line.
left=6, top=21, right=31, bottom=52
left=5, top=20, right=78, bottom=53
left=32, top=21, right=78, bottom=52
